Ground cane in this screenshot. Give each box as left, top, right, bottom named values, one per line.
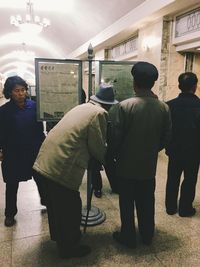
left=82, top=160, right=106, bottom=233
left=83, top=184, right=94, bottom=233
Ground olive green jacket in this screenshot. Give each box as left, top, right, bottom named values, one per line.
left=113, top=90, right=171, bottom=180
left=33, top=101, right=108, bottom=191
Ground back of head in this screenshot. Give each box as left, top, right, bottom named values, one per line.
left=3, top=76, right=28, bottom=99
left=131, top=61, right=158, bottom=89
left=178, top=72, right=198, bottom=92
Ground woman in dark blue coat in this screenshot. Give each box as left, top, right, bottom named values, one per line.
left=0, top=76, right=46, bottom=227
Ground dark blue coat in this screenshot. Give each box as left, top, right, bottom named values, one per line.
left=0, top=99, right=45, bottom=182
left=166, top=93, right=200, bottom=159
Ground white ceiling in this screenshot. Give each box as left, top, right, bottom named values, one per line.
left=0, top=0, right=146, bottom=81
left=0, top=0, right=200, bottom=82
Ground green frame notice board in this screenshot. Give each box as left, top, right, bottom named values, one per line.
left=99, top=61, right=136, bottom=102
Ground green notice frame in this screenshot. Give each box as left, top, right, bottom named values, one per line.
left=35, top=58, right=82, bottom=121
left=99, top=61, right=136, bottom=102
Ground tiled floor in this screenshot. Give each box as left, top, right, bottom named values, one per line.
left=1, top=152, right=200, bottom=266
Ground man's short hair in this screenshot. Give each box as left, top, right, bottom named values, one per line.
left=131, top=61, right=158, bottom=89
left=178, top=72, right=198, bottom=92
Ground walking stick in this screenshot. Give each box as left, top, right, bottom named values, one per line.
left=81, top=160, right=106, bottom=233
left=83, top=184, right=94, bottom=233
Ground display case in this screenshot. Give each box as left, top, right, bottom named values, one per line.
left=35, top=58, right=82, bottom=121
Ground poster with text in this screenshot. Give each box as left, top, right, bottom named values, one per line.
left=35, top=59, right=82, bottom=121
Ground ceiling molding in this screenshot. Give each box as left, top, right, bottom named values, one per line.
left=67, top=0, right=176, bottom=59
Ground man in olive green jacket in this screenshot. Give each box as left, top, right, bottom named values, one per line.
left=33, top=84, right=117, bottom=259
left=112, top=62, right=171, bottom=248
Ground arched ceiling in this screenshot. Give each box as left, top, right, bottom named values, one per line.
left=0, top=0, right=146, bottom=82
left=1, top=0, right=200, bottom=84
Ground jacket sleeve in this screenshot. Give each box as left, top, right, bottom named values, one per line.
left=159, top=104, right=172, bottom=151
left=110, top=103, right=126, bottom=157
left=88, top=111, right=108, bottom=164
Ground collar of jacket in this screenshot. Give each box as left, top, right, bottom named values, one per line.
left=89, top=99, right=103, bottom=107
left=9, top=98, right=30, bottom=109
left=178, top=92, right=198, bottom=98
left=133, top=89, right=158, bottom=98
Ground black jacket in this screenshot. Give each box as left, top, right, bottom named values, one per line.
left=0, top=99, right=45, bottom=182
left=166, top=93, right=200, bottom=159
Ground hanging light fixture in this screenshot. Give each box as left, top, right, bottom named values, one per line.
left=13, top=43, right=35, bottom=61
left=10, top=0, right=50, bottom=35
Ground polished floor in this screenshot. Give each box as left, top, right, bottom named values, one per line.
left=1, top=152, right=200, bottom=266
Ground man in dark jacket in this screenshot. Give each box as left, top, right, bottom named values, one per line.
left=112, top=62, right=171, bottom=248
left=165, top=72, right=200, bottom=217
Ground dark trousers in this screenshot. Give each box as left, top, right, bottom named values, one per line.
left=104, top=160, right=118, bottom=193
left=91, top=161, right=102, bottom=191
left=32, top=170, right=47, bottom=206
left=165, top=156, right=199, bottom=213
left=5, top=172, right=47, bottom=217
left=5, top=181, right=19, bottom=217
left=91, top=159, right=118, bottom=193
left=118, top=179, right=155, bottom=243
left=45, top=178, right=82, bottom=254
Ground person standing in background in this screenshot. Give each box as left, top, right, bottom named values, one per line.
left=112, top=62, right=171, bottom=248
left=165, top=72, right=200, bottom=217
left=90, top=89, right=119, bottom=198
left=91, top=103, right=120, bottom=198
left=0, top=76, right=46, bottom=227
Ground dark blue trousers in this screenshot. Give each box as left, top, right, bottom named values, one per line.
left=165, top=156, right=199, bottom=214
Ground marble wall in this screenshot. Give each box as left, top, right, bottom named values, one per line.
left=160, top=18, right=185, bottom=101
left=159, top=14, right=200, bottom=101
left=160, top=20, right=200, bottom=101
left=193, top=54, right=200, bottom=97
left=137, top=18, right=163, bottom=96
left=134, top=17, right=186, bottom=101
left=118, top=16, right=200, bottom=102
left=93, top=15, right=200, bottom=102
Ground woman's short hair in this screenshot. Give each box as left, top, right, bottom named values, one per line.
left=3, top=76, right=28, bottom=99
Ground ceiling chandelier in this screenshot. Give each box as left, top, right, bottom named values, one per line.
left=10, top=0, right=50, bottom=35
left=13, top=43, right=35, bottom=61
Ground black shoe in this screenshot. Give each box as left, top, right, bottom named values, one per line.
left=179, top=208, right=196, bottom=217
left=112, top=231, right=136, bottom=249
left=4, top=217, right=16, bottom=227
left=166, top=209, right=177, bottom=215
left=60, top=245, right=91, bottom=259
left=142, top=238, right=152, bottom=246
left=94, top=190, right=102, bottom=198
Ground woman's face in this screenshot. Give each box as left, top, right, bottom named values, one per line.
left=11, top=84, right=27, bottom=105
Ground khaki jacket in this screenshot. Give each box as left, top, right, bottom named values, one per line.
left=33, top=101, right=108, bottom=190
left=113, top=90, right=171, bottom=180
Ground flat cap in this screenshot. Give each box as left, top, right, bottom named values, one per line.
left=131, top=61, right=158, bottom=82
